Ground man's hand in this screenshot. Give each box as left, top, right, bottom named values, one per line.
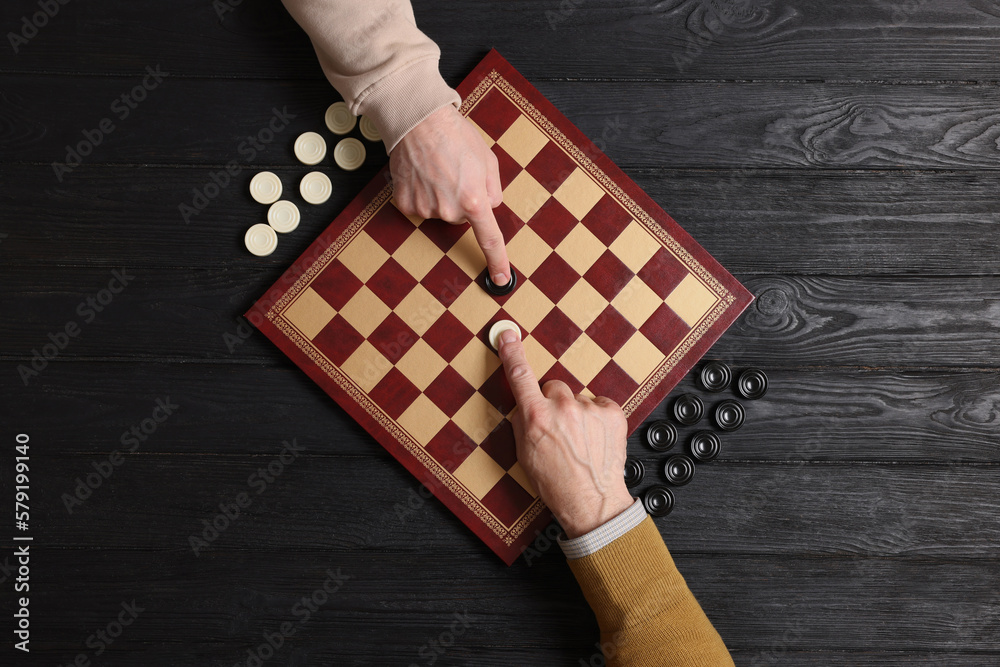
left=497, top=329, right=634, bottom=539
left=390, top=105, right=511, bottom=286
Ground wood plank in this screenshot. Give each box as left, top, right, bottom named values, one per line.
left=2, top=270, right=998, bottom=367
left=5, top=548, right=999, bottom=655
left=22, top=453, right=1000, bottom=556
left=4, top=165, right=1000, bottom=276
left=6, top=77, right=1000, bottom=169
left=7, top=363, right=998, bottom=462
left=4, top=0, right=1000, bottom=82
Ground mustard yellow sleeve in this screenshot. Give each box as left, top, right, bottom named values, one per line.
left=567, top=517, right=734, bottom=666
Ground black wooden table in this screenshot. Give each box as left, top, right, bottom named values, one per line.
left=2, top=1, right=999, bottom=664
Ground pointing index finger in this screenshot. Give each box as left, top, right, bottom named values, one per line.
left=496, top=329, right=543, bottom=409
left=467, top=203, right=511, bottom=288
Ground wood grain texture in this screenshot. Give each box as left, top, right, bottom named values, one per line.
left=2, top=1, right=998, bottom=663
left=3, top=549, right=998, bottom=660
left=3, top=270, right=998, bottom=367
left=6, top=363, right=999, bottom=462
left=6, top=77, right=1000, bottom=170
left=17, top=451, right=1000, bottom=557
left=4, top=164, right=1000, bottom=276
left=4, top=0, right=1000, bottom=82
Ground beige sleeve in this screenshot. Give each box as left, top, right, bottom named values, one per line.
left=280, top=0, right=461, bottom=153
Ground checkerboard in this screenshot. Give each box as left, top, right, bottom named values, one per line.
left=247, top=50, right=753, bottom=564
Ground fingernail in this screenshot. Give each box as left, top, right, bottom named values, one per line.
left=500, top=329, right=518, bottom=345
left=492, top=272, right=508, bottom=286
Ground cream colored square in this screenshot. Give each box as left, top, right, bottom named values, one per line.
left=340, top=341, right=393, bottom=392
left=552, top=168, right=605, bottom=220
left=555, top=224, right=606, bottom=275
left=507, top=461, right=538, bottom=498
left=557, top=280, right=609, bottom=330
left=506, top=226, right=552, bottom=277
left=453, top=446, right=507, bottom=499
left=452, top=393, right=504, bottom=443
left=395, top=339, right=448, bottom=391
left=612, top=276, right=664, bottom=328
left=497, top=115, right=549, bottom=167
left=469, top=120, right=495, bottom=148
left=503, top=171, right=550, bottom=223
left=560, top=333, right=611, bottom=386
left=665, top=273, right=718, bottom=327
left=397, top=393, right=450, bottom=447
left=394, top=284, right=444, bottom=336
left=283, top=287, right=336, bottom=340
left=448, top=286, right=501, bottom=334
left=447, top=227, right=487, bottom=279
left=609, top=220, right=661, bottom=273
left=393, top=231, right=443, bottom=280
left=390, top=198, right=425, bottom=226
left=613, top=332, right=664, bottom=383
left=337, top=231, right=389, bottom=282
left=521, top=335, right=557, bottom=379
left=338, top=286, right=391, bottom=337
left=450, top=338, right=502, bottom=388
left=502, top=282, right=555, bottom=331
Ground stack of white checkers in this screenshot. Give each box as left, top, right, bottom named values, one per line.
left=244, top=100, right=383, bottom=257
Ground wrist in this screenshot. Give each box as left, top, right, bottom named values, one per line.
left=559, top=489, right=635, bottom=540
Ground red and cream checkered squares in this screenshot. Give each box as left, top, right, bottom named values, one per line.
left=250, top=50, right=753, bottom=565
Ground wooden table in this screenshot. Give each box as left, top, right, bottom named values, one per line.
left=2, top=1, right=998, bottom=664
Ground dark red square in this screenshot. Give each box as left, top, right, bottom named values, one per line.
left=422, top=311, right=472, bottom=362
left=368, top=368, right=420, bottom=420
left=586, top=305, right=637, bottom=357
left=368, top=313, right=418, bottom=363
left=366, top=258, right=418, bottom=309
left=525, top=142, right=577, bottom=193
left=583, top=250, right=634, bottom=301
left=587, top=361, right=640, bottom=404
left=494, top=202, right=525, bottom=243
left=365, top=210, right=417, bottom=255
left=467, top=88, right=523, bottom=140
left=531, top=254, right=580, bottom=304
left=481, top=473, right=536, bottom=527
left=478, top=420, right=517, bottom=470
left=639, top=303, right=692, bottom=353
left=309, top=259, right=362, bottom=311
left=311, top=314, right=364, bottom=366
left=424, top=421, right=477, bottom=473
left=421, top=256, right=473, bottom=307
left=531, top=308, right=583, bottom=358
left=479, top=366, right=516, bottom=415
left=580, top=194, right=633, bottom=246
left=638, top=247, right=689, bottom=300
left=419, top=219, right=468, bottom=253
left=539, top=361, right=585, bottom=395
left=423, top=366, right=477, bottom=417
left=528, top=198, right=578, bottom=249
left=492, top=144, right=522, bottom=190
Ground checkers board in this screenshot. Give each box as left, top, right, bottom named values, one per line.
left=247, top=50, right=753, bottom=564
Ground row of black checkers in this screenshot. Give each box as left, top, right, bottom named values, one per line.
left=627, top=362, right=768, bottom=518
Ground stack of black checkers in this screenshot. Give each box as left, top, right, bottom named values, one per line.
left=624, top=362, right=768, bottom=518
